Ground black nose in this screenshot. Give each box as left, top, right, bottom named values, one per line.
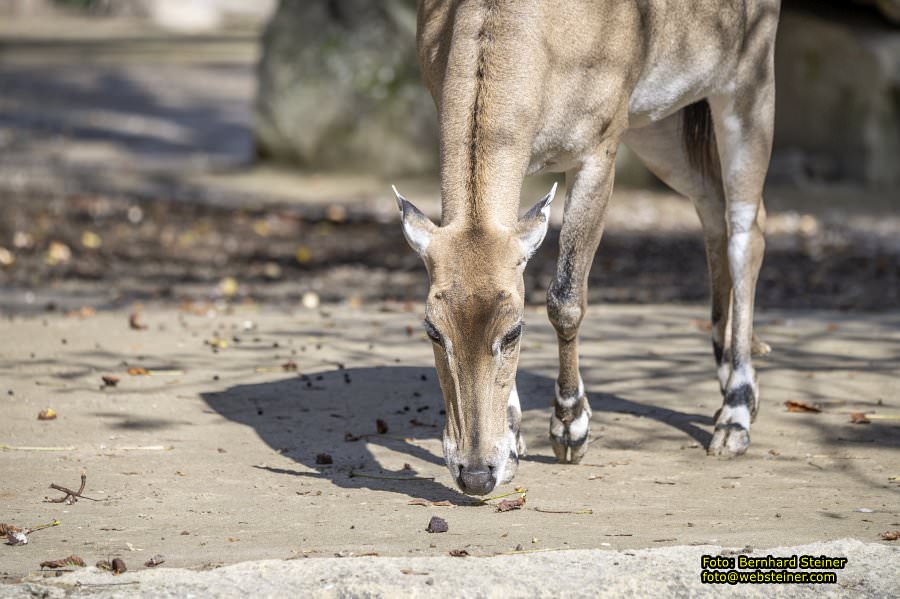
left=458, top=467, right=496, bottom=496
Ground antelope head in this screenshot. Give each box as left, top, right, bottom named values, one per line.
left=394, top=184, right=556, bottom=495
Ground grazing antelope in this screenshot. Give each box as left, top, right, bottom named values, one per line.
left=395, top=0, right=780, bottom=495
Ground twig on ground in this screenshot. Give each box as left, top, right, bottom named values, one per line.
left=533, top=507, right=593, bottom=515
left=0, top=445, right=75, bottom=451
left=497, top=547, right=569, bottom=556
left=348, top=471, right=435, bottom=481
left=46, top=473, right=101, bottom=504
left=27, top=520, right=61, bottom=534
left=476, top=488, right=528, bottom=504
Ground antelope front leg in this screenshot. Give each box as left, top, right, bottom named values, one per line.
left=707, top=74, right=774, bottom=456
left=547, top=150, right=616, bottom=464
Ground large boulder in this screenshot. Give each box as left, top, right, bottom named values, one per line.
left=254, top=1, right=899, bottom=188
left=773, top=5, right=900, bottom=188
left=254, top=0, right=438, bottom=176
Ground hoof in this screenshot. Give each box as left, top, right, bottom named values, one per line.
left=708, top=422, right=750, bottom=456
left=551, top=433, right=589, bottom=464
left=550, top=395, right=591, bottom=464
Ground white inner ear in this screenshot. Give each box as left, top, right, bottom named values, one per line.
left=402, top=219, right=431, bottom=255
left=518, top=209, right=550, bottom=261
left=518, top=182, right=556, bottom=262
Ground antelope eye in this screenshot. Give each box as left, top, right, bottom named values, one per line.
left=501, top=323, right=523, bottom=349
left=423, top=320, right=443, bottom=346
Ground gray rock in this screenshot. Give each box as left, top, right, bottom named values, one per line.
left=254, top=0, right=438, bottom=176
left=772, top=6, right=900, bottom=188
left=5, top=540, right=897, bottom=598
left=254, top=1, right=899, bottom=188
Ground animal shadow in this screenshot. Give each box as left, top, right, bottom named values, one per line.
left=201, top=366, right=713, bottom=500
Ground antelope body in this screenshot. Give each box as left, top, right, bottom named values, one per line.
left=397, top=0, right=780, bottom=495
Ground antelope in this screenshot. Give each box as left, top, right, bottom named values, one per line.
left=395, top=0, right=780, bottom=495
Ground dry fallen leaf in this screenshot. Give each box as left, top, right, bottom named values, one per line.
left=326, top=205, right=347, bottom=223
left=45, top=241, right=71, bottom=266
left=219, top=277, right=239, bottom=297
left=101, top=375, right=120, bottom=387
left=692, top=319, right=712, bottom=332
left=208, top=337, right=228, bottom=350
left=127, top=367, right=149, bottom=376
left=497, top=496, right=526, bottom=512
left=849, top=412, right=871, bottom=424
left=66, top=306, right=96, bottom=319
left=301, top=291, right=320, bottom=310
left=880, top=530, right=900, bottom=541
left=40, top=555, right=85, bottom=569
left=426, top=516, right=449, bottom=533
left=449, top=549, right=469, bottom=557
left=295, top=246, right=312, bottom=264
left=13, top=231, right=33, bottom=249
left=784, top=400, right=820, bottom=413
left=81, top=231, right=102, bottom=249
left=129, top=312, right=148, bottom=330
left=37, top=408, right=57, bottom=421
left=0, top=247, right=15, bottom=267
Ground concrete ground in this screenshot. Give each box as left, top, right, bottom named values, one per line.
left=1, top=305, right=898, bottom=592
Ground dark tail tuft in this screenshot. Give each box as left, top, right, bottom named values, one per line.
left=682, top=100, right=718, bottom=179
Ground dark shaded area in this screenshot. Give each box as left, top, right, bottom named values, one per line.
left=200, top=366, right=715, bottom=501
left=1, top=192, right=897, bottom=312
left=0, top=63, right=252, bottom=165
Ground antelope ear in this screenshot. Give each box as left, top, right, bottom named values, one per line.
left=393, top=185, right=436, bottom=257
left=516, top=182, right=557, bottom=261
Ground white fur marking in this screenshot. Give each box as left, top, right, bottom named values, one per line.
left=717, top=360, right=731, bottom=391
left=728, top=231, right=749, bottom=272
left=719, top=404, right=751, bottom=430
left=508, top=385, right=522, bottom=415
left=550, top=414, right=566, bottom=438
left=567, top=410, right=590, bottom=441
left=729, top=363, right=757, bottom=393
left=555, top=378, right=584, bottom=408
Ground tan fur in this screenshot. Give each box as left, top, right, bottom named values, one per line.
left=403, top=0, right=781, bottom=493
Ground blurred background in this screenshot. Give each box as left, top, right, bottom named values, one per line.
left=0, top=0, right=897, bottom=315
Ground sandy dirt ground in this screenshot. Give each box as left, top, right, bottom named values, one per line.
left=1, top=14, right=898, bottom=596
left=1, top=305, right=898, bottom=586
